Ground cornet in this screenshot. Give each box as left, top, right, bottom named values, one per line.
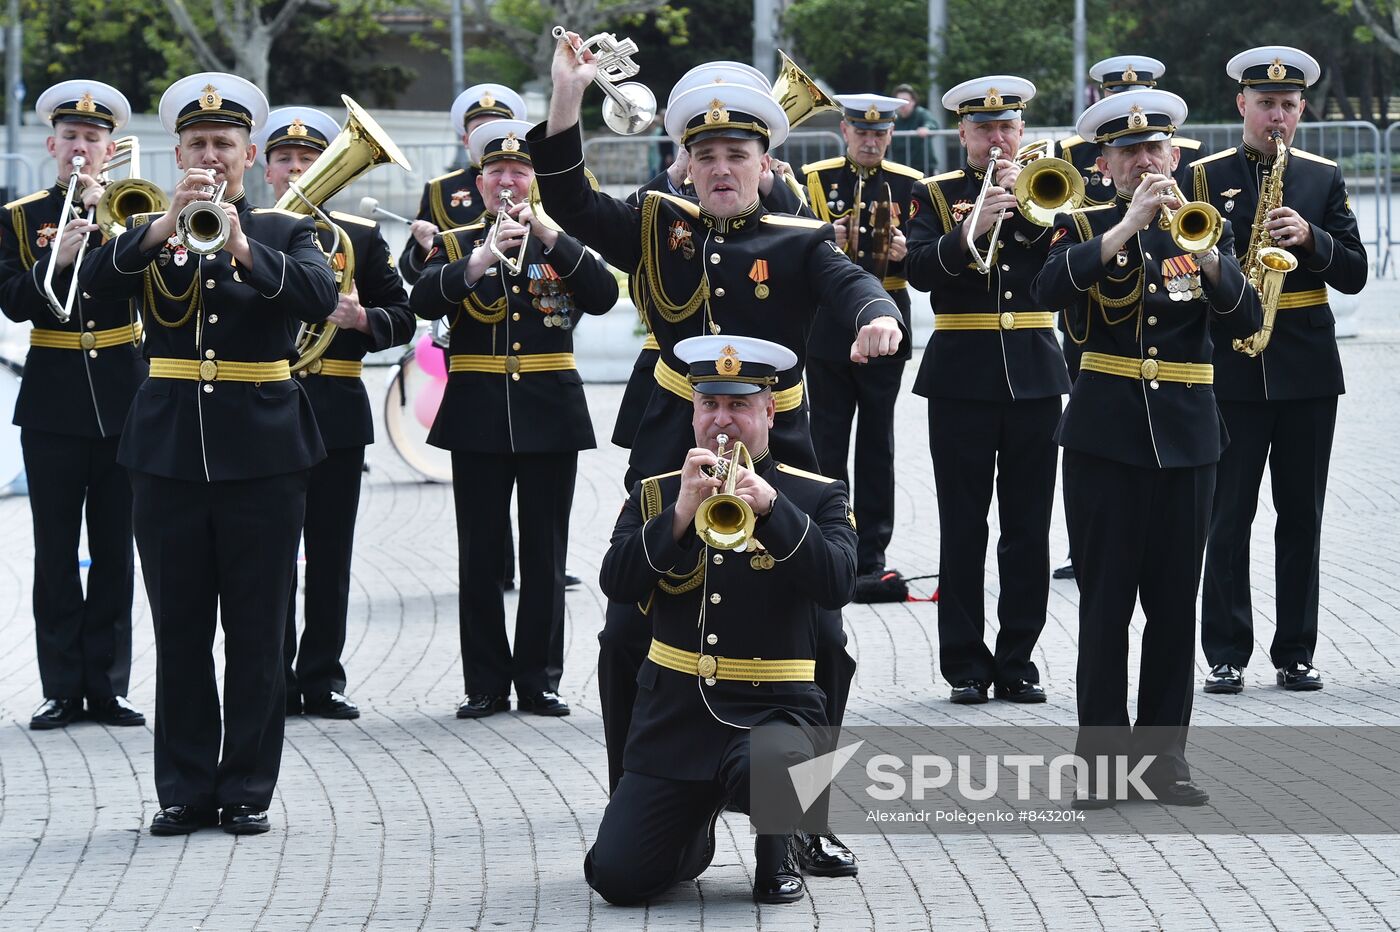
left=1141, top=173, right=1222, bottom=254
left=553, top=25, right=657, bottom=135
left=42, top=155, right=89, bottom=322
left=486, top=188, right=529, bottom=276
left=177, top=178, right=230, bottom=255
left=694, top=433, right=757, bottom=552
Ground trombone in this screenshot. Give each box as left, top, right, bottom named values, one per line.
left=486, top=188, right=529, bottom=276
left=965, top=140, right=1055, bottom=273
left=42, top=155, right=90, bottom=322
left=95, top=137, right=170, bottom=239
left=553, top=25, right=657, bottom=135
left=694, top=433, right=756, bottom=551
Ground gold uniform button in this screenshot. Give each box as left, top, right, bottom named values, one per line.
left=712, top=553, right=724, bottom=564
left=1148, top=347, right=1158, bottom=357
left=1003, top=291, right=1013, bottom=300
left=512, top=342, right=521, bottom=351
left=202, top=383, right=213, bottom=393
left=511, top=285, right=520, bottom=294
left=1000, top=264, right=1010, bottom=272
left=205, top=349, right=216, bottom=359
left=88, top=350, right=97, bottom=358
left=714, top=236, right=725, bottom=244
left=709, top=253, right=721, bottom=264
left=710, top=592, right=722, bottom=604
left=1147, top=315, right=1157, bottom=326
left=208, top=314, right=218, bottom=323
left=512, top=312, right=521, bottom=321
left=511, top=373, right=520, bottom=381
left=1144, top=252, right=1153, bottom=260
left=86, top=319, right=96, bottom=328
left=1149, top=380, right=1160, bottom=390
left=1148, top=283, right=1158, bottom=294
left=714, top=287, right=725, bottom=298
left=704, top=677, right=717, bottom=686
left=205, top=279, right=215, bottom=289
left=706, top=633, right=718, bottom=645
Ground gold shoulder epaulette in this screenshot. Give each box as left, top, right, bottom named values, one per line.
left=761, top=214, right=824, bottom=229
left=252, top=207, right=304, bottom=217
left=880, top=159, right=924, bottom=179
left=921, top=169, right=965, bottom=186
left=1058, top=134, right=1086, bottom=151
left=429, top=168, right=466, bottom=185
left=4, top=189, right=49, bottom=210
left=1289, top=148, right=1337, bottom=167
left=777, top=463, right=837, bottom=483
left=802, top=156, right=846, bottom=176
left=646, top=190, right=701, bottom=218
left=1174, top=136, right=1202, bottom=151
left=329, top=210, right=377, bottom=228
left=1189, top=147, right=1236, bottom=169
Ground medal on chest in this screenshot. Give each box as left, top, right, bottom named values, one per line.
left=529, top=262, right=573, bottom=329
left=667, top=219, right=695, bottom=260
left=35, top=223, right=58, bottom=249
left=450, top=188, right=473, bottom=209
left=1161, top=254, right=1203, bottom=301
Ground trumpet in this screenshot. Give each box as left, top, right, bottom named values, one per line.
left=176, top=179, right=230, bottom=255
left=553, top=25, right=657, bottom=135
left=96, top=137, right=170, bottom=239
left=1143, top=174, right=1222, bottom=253
left=694, top=433, right=756, bottom=551
left=42, top=155, right=89, bottom=321
left=486, top=188, right=529, bottom=276
left=965, top=140, right=1053, bottom=273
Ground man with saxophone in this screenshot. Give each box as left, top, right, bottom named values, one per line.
left=535, top=36, right=905, bottom=879
left=1, top=80, right=146, bottom=730
left=588, top=335, right=857, bottom=906
left=904, top=76, right=1070, bottom=705
left=254, top=106, right=414, bottom=720
left=1193, top=46, right=1368, bottom=695
left=1033, top=89, right=1261, bottom=808
left=408, top=119, right=618, bottom=720
left=802, top=93, right=919, bottom=596
left=397, top=84, right=527, bottom=284
left=81, top=72, right=337, bottom=836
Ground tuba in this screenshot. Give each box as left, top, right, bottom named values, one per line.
left=275, top=94, right=412, bottom=374
left=1232, top=131, right=1298, bottom=357
left=771, top=50, right=839, bottom=129
left=96, top=136, right=170, bottom=239
left=694, top=433, right=756, bottom=551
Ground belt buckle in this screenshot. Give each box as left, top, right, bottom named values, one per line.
left=696, top=654, right=718, bottom=678
left=79, top=331, right=97, bottom=351
left=198, top=359, right=218, bottom=381
left=999, top=311, right=1016, bottom=330
left=1140, top=358, right=1159, bottom=381
left=504, top=355, right=521, bottom=375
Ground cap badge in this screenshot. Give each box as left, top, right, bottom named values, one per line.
left=984, top=88, right=1003, bottom=109
left=502, top=132, right=521, bottom=152
left=864, top=103, right=881, bottom=121
left=706, top=99, right=729, bottom=125
left=76, top=92, right=97, bottom=113
left=200, top=84, right=222, bottom=111
left=1122, top=65, right=1139, bottom=84
left=481, top=91, right=496, bottom=109
left=1267, top=58, right=1288, bottom=81
left=717, top=344, right=742, bottom=376
left=287, top=118, right=308, bottom=137
left=1127, top=105, right=1148, bottom=130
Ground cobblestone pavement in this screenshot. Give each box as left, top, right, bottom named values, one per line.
left=3, top=297, right=1400, bottom=930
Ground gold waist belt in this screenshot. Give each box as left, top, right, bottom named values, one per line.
left=31, top=322, right=142, bottom=351
left=1277, top=288, right=1327, bottom=310
left=642, top=333, right=660, bottom=351
left=149, top=357, right=291, bottom=382
left=449, top=352, right=577, bottom=376
left=934, top=311, right=1056, bottom=331
left=647, top=638, right=816, bottom=683
left=1080, top=352, right=1213, bottom=385
left=301, top=358, right=364, bottom=379
left=654, top=357, right=804, bottom=413
left=882, top=276, right=908, bottom=291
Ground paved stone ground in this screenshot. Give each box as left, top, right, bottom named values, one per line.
left=3, top=289, right=1400, bottom=930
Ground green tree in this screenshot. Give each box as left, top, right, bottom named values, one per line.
left=784, top=0, right=928, bottom=96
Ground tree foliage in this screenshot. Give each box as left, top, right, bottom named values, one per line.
left=784, top=0, right=930, bottom=97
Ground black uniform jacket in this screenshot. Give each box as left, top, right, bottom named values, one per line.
left=599, top=450, right=857, bottom=781
left=398, top=165, right=487, bottom=284
left=802, top=155, right=920, bottom=363
left=1, top=183, right=146, bottom=438
left=905, top=162, right=1071, bottom=401
left=1190, top=143, right=1368, bottom=402
left=1058, top=135, right=1200, bottom=208
left=526, top=121, right=906, bottom=476
left=409, top=212, right=618, bottom=453
left=299, top=213, right=413, bottom=450
left=81, top=194, right=338, bottom=481
left=1033, top=194, right=1263, bottom=469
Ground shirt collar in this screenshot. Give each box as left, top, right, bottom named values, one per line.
left=699, top=198, right=763, bottom=234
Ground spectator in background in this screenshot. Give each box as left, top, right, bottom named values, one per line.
left=892, top=84, right=939, bottom=176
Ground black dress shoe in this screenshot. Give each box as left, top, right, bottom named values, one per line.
left=995, top=679, right=1047, bottom=703
left=753, top=844, right=805, bottom=904
left=1141, top=781, right=1210, bottom=806
left=89, top=695, right=146, bottom=726
left=150, top=805, right=218, bottom=836
left=30, top=698, right=83, bottom=730
left=1204, top=663, right=1244, bottom=694
left=1052, top=561, right=1076, bottom=580
left=564, top=572, right=582, bottom=588
left=221, top=805, right=271, bottom=834
left=456, top=694, right=510, bottom=718
left=303, top=691, right=361, bottom=720
left=517, top=691, right=571, bottom=716
left=1277, top=662, right=1323, bottom=691
left=949, top=680, right=990, bottom=705
left=793, top=830, right=858, bottom=877
left=286, top=695, right=303, bottom=716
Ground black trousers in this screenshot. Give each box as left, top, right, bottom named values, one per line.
left=585, top=729, right=803, bottom=906
left=284, top=444, right=365, bottom=700
left=928, top=395, right=1061, bottom=686
left=450, top=451, right=574, bottom=696
left=808, top=357, right=905, bottom=574
left=131, top=468, right=308, bottom=810
left=1064, top=450, right=1213, bottom=788
left=21, top=429, right=135, bottom=702
left=1202, top=397, right=1338, bottom=669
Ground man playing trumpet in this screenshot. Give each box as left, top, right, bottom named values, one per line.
left=1, top=80, right=146, bottom=731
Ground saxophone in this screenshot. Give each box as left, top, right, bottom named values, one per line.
left=1232, top=131, right=1300, bottom=357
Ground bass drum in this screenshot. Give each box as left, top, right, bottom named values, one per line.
left=0, top=359, right=22, bottom=492
left=382, top=343, right=452, bottom=483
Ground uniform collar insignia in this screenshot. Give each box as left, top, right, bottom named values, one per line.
left=699, top=198, right=761, bottom=234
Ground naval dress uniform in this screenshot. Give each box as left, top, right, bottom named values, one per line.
left=409, top=121, right=619, bottom=710
left=1193, top=48, right=1368, bottom=686
left=529, top=85, right=904, bottom=793
left=801, top=95, right=919, bottom=577
left=2, top=80, right=144, bottom=726
left=80, top=73, right=337, bottom=825
left=904, top=77, right=1069, bottom=699
left=1033, top=89, right=1262, bottom=798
